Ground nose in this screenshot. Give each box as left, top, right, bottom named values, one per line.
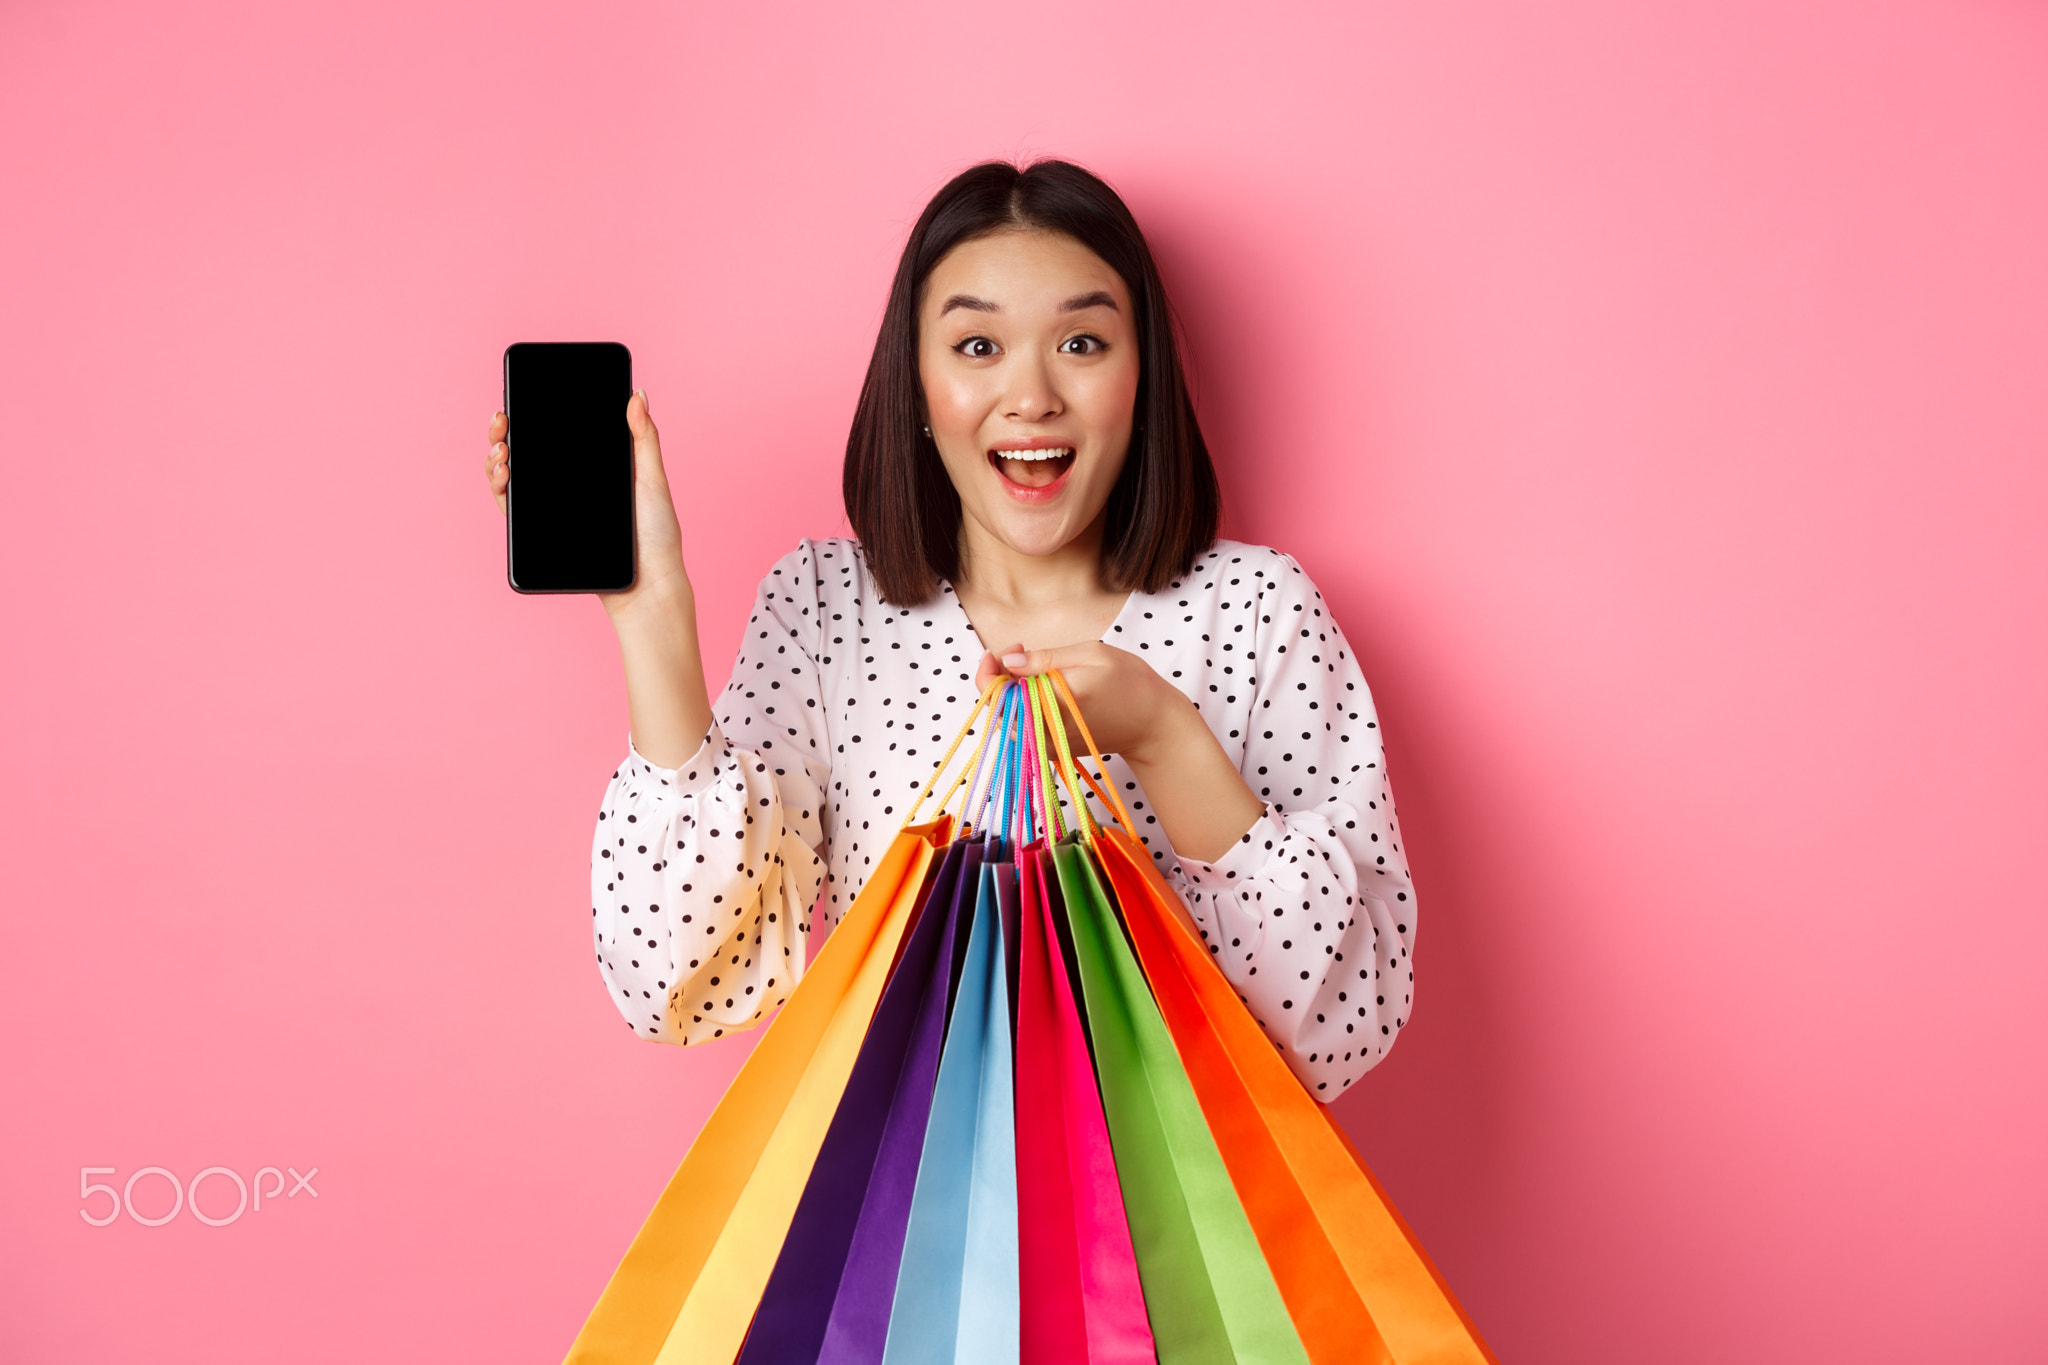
left=1002, top=349, right=1063, bottom=423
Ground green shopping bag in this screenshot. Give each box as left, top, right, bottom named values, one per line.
left=1023, top=675, right=1308, bottom=1365
left=1049, top=839, right=1309, bottom=1365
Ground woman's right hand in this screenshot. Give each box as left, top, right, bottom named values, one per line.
left=485, top=391, right=696, bottom=623
left=487, top=392, right=713, bottom=765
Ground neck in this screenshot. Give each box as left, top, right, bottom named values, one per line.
left=954, top=511, right=1109, bottom=609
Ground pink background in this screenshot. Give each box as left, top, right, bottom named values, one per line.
left=3, top=0, right=2044, bottom=1359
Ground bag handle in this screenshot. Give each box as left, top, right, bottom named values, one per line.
left=904, top=677, right=1008, bottom=827
left=1046, top=670, right=1139, bottom=837
left=1027, top=671, right=1140, bottom=845
left=978, top=682, right=1029, bottom=846
left=910, top=670, right=1141, bottom=843
left=955, top=689, right=1003, bottom=836
left=1024, top=674, right=1073, bottom=842
left=1006, top=682, right=1038, bottom=847
left=1031, top=674, right=1095, bottom=845
left=962, top=681, right=1015, bottom=838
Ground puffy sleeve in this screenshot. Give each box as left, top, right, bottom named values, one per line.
left=589, top=543, right=832, bottom=1044
left=1168, top=555, right=1418, bottom=1099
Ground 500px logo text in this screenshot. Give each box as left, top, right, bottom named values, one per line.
left=79, top=1164, right=319, bottom=1227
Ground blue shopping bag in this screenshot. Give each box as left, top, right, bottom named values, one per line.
left=881, top=838, right=1020, bottom=1365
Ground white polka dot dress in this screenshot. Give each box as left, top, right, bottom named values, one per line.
left=591, top=538, right=1417, bottom=1099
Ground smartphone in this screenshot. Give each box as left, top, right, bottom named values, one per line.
left=503, top=342, right=635, bottom=593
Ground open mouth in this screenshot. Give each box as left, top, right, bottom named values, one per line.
left=988, top=446, right=1076, bottom=496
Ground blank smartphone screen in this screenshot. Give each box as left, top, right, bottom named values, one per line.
left=504, top=342, right=635, bottom=593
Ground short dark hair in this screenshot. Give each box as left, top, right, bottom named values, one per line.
left=843, top=159, right=1221, bottom=606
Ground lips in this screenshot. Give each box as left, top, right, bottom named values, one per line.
left=988, top=446, right=1075, bottom=493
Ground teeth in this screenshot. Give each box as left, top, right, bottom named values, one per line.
left=996, top=447, right=1073, bottom=461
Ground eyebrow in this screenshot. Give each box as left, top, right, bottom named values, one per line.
left=935, top=290, right=1122, bottom=316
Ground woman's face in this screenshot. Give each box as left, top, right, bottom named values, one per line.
left=918, top=229, right=1141, bottom=565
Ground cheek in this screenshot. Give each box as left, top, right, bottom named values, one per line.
left=920, top=361, right=986, bottom=435
left=1077, top=360, right=1141, bottom=435
left=918, top=369, right=988, bottom=487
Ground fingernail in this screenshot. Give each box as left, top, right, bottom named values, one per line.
left=1002, top=653, right=1028, bottom=669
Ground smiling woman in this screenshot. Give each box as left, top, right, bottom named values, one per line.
left=845, top=161, right=1217, bottom=604
left=923, top=239, right=1137, bottom=551
left=483, top=160, right=1419, bottom=1099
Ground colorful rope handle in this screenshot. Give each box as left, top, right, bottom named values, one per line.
left=962, top=681, right=1017, bottom=837
left=1025, top=670, right=1143, bottom=850
left=983, top=681, right=1028, bottom=844
left=899, top=669, right=1142, bottom=846
left=1030, top=672, right=1121, bottom=848
left=1022, top=674, right=1047, bottom=839
left=1024, top=673, right=1070, bottom=842
left=1005, top=682, right=1037, bottom=847
left=904, top=677, right=1009, bottom=827
left=1045, top=669, right=1138, bottom=837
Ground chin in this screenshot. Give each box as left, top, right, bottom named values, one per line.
left=982, top=511, right=1085, bottom=561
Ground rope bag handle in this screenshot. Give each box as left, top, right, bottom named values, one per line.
left=903, top=677, right=1009, bottom=828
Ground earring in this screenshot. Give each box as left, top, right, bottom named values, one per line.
left=923, top=425, right=931, bottom=437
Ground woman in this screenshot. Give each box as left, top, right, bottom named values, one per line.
left=484, top=160, right=1414, bottom=1098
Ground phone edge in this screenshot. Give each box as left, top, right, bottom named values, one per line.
left=502, top=342, right=638, bottom=595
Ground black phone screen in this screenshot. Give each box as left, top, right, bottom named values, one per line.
left=503, top=342, right=635, bottom=593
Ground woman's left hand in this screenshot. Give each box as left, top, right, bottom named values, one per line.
left=974, top=638, right=1264, bottom=861
left=973, top=640, right=1198, bottom=763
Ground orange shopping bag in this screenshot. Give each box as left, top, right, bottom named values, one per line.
left=565, top=818, right=949, bottom=1365
left=564, top=688, right=1007, bottom=1365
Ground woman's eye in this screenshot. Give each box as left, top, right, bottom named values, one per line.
left=1060, top=334, right=1106, bottom=355
left=955, top=337, right=1000, bottom=359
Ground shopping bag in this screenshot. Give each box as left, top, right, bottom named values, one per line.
left=881, top=842, right=1019, bottom=1365
left=1023, top=676, right=1308, bottom=1365
left=566, top=685, right=1008, bottom=1365
left=1052, top=836, right=1309, bottom=1365
left=811, top=840, right=984, bottom=1365
left=562, top=817, right=949, bottom=1365
left=1016, top=836, right=1156, bottom=1365
left=1012, top=696, right=1153, bottom=1365
left=734, top=836, right=976, bottom=1365
left=1097, top=830, right=1491, bottom=1365
left=1046, top=671, right=1497, bottom=1365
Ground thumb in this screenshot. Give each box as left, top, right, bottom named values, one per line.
left=999, top=643, right=1080, bottom=677
left=976, top=643, right=1024, bottom=693
left=627, top=390, right=668, bottom=487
